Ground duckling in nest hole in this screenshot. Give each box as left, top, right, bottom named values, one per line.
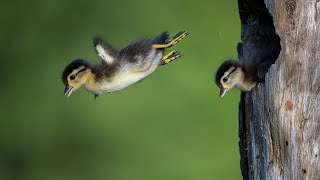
left=215, top=58, right=274, bottom=97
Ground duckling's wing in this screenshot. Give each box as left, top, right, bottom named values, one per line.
left=93, top=37, right=118, bottom=64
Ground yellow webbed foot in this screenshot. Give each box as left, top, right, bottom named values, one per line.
left=152, top=31, right=189, bottom=49
left=160, top=50, right=183, bottom=65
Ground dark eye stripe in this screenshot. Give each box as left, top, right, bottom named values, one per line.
left=76, top=68, right=86, bottom=75
left=229, top=68, right=237, bottom=75
left=77, top=68, right=86, bottom=73
left=69, top=68, right=86, bottom=80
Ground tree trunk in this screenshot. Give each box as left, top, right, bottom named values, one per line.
left=238, top=0, right=320, bottom=179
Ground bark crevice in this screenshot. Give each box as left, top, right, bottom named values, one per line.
left=237, top=0, right=281, bottom=179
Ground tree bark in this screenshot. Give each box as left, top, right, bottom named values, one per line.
left=238, top=0, right=320, bottom=179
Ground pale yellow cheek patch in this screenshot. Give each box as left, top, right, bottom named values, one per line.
left=67, top=81, right=77, bottom=87
left=82, top=71, right=99, bottom=92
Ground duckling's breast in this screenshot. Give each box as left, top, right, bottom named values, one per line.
left=97, top=50, right=163, bottom=93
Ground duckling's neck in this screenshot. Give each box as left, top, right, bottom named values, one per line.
left=236, top=71, right=257, bottom=91
left=83, top=69, right=101, bottom=94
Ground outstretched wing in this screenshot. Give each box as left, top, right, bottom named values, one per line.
left=93, top=37, right=118, bottom=64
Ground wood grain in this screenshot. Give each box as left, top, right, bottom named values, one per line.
left=238, top=0, right=320, bottom=179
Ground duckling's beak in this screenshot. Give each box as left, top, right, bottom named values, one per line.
left=64, top=85, right=75, bottom=97
left=219, top=88, right=228, bottom=98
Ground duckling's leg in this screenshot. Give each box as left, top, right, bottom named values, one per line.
left=160, top=51, right=182, bottom=65
left=152, top=31, right=189, bottom=49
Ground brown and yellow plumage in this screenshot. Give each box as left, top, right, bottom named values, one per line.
left=61, top=31, right=189, bottom=98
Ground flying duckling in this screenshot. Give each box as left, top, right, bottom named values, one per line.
left=61, top=31, right=189, bottom=98
left=214, top=59, right=273, bottom=97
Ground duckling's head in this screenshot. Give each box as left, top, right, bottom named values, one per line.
left=61, top=59, right=92, bottom=97
left=215, top=60, right=243, bottom=97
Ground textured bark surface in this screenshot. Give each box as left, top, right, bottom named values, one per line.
left=238, top=0, right=320, bottom=179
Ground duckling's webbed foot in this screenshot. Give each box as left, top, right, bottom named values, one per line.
left=152, top=31, right=189, bottom=49
left=160, top=51, right=182, bottom=65
left=165, top=31, right=189, bottom=44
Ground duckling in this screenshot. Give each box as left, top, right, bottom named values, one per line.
left=62, top=31, right=188, bottom=98
left=214, top=59, right=273, bottom=97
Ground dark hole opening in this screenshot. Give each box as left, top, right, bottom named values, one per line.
left=302, top=169, right=307, bottom=174
left=237, top=0, right=281, bottom=80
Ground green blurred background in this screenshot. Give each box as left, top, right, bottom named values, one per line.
left=1, top=0, right=242, bottom=179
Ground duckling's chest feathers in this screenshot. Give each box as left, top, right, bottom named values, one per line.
left=98, top=69, right=157, bottom=92
left=236, top=68, right=260, bottom=91
left=236, top=78, right=257, bottom=91
left=94, top=50, right=163, bottom=93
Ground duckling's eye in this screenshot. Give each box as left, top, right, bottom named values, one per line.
left=70, top=75, right=76, bottom=80
left=223, top=77, right=229, bottom=82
